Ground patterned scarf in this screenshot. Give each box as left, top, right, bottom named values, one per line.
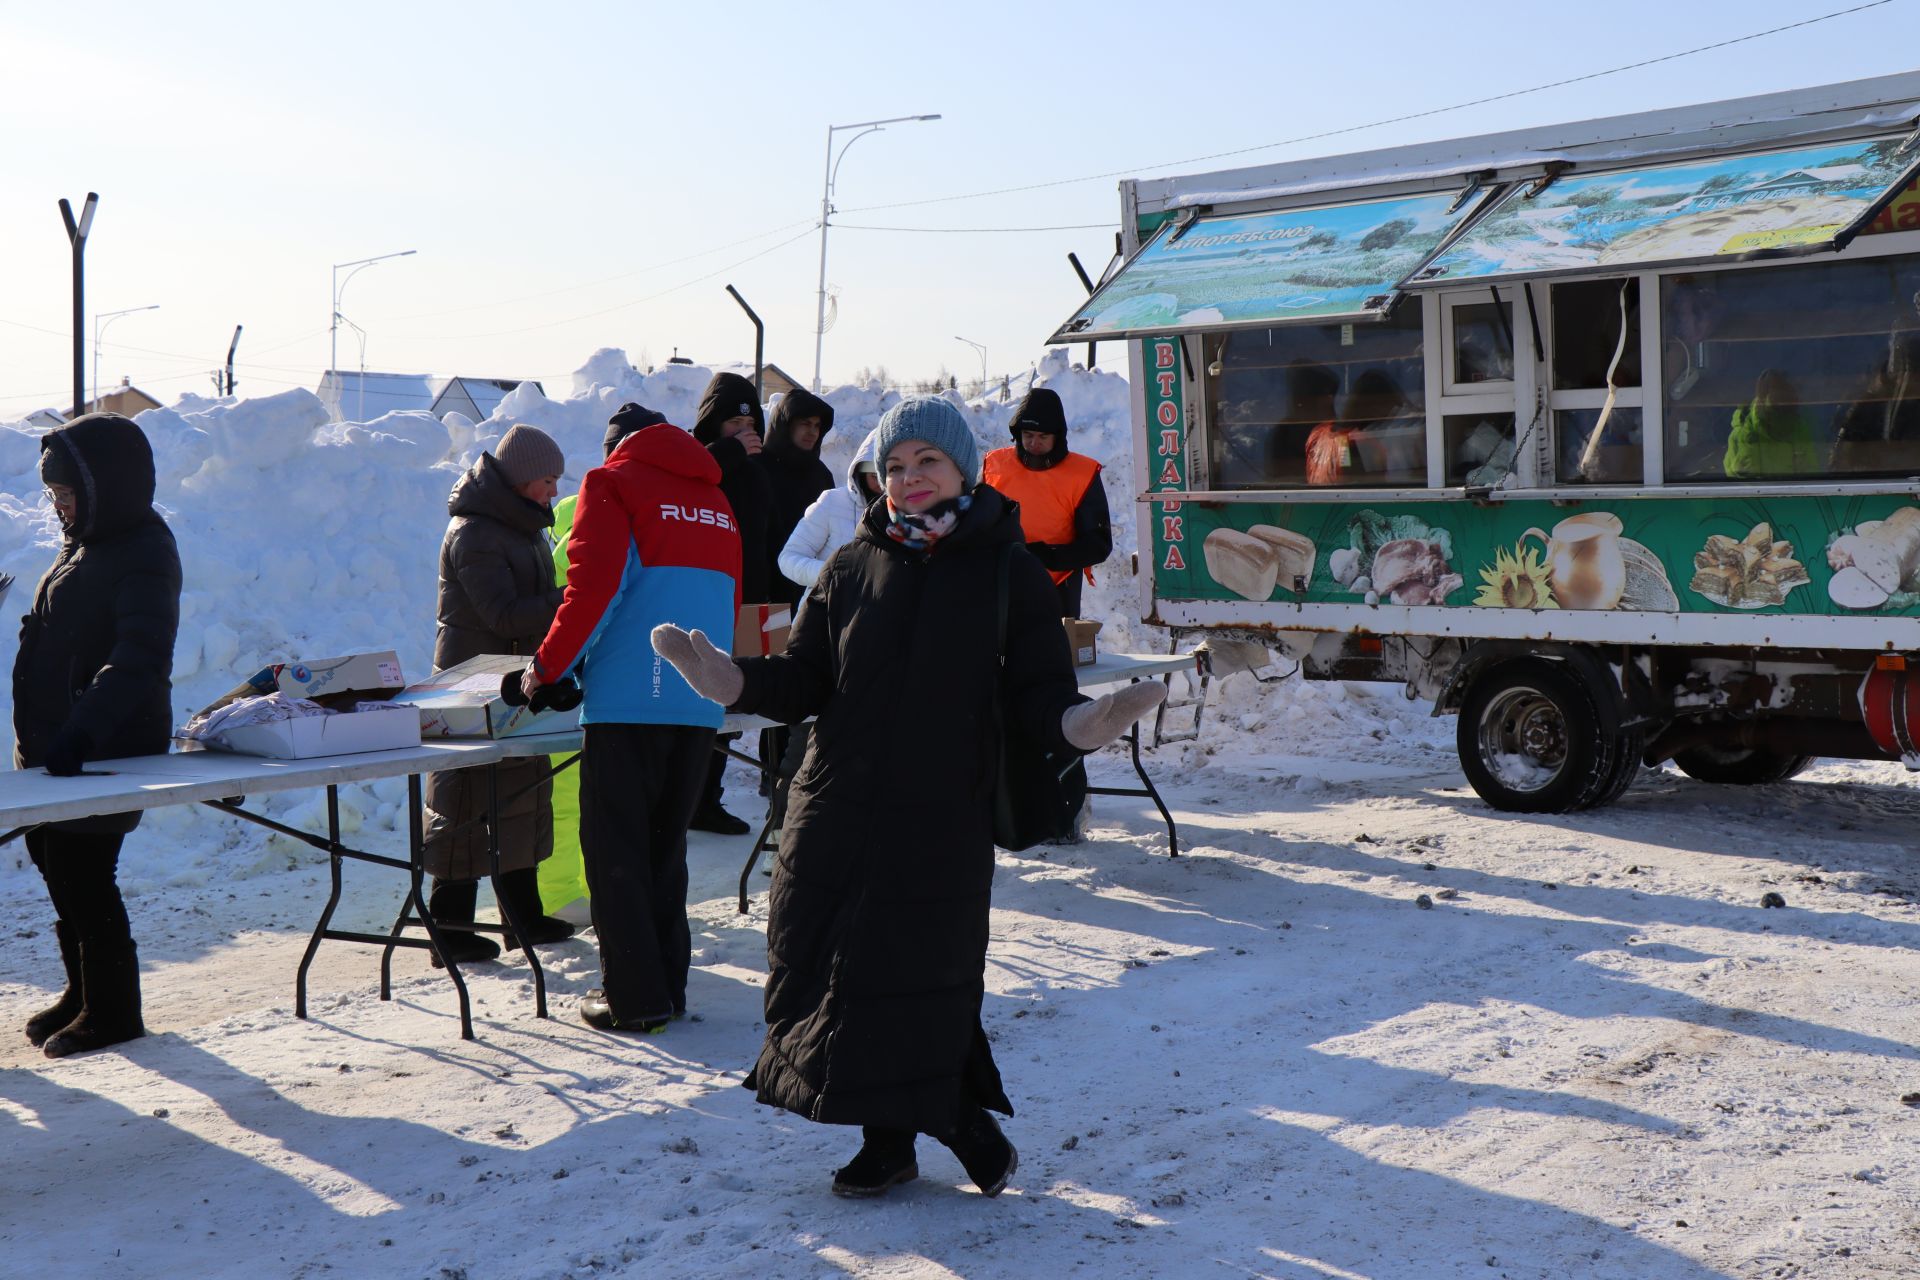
left=884, top=493, right=971, bottom=552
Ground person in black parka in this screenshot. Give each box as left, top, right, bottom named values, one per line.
left=421, top=424, right=574, bottom=964
left=689, top=371, right=774, bottom=835
left=756, top=389, right=836, bottom=610
left=653, top=397, right=1165, bottom=1199
left=753, top=388, right=836, bottom=827
left=14, top=412, right=182, bottom=1059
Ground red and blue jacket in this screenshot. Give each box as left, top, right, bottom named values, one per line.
left=534, top=423, right=742, bottom=728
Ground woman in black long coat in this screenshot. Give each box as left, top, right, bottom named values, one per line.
left=654, top=397, right=1163, bottom=1198
left=14, top=412, right=181, bottom=1059
left=422, top=424, right=573, bottom=962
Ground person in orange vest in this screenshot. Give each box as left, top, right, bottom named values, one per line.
left=980, top=387, right=1111, bottom=618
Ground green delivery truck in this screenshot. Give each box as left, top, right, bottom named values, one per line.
left=1055, top=72, right=1920, bottom=813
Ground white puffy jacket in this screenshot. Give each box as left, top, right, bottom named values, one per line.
left=779, top=427, right=880, bottom=589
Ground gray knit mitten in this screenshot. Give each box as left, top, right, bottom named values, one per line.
left=1060, top=682, right=1168, bottom=751
left=650, top=624, right=745, bottom=706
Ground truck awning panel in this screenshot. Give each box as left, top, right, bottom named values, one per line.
left=1404, top=135, right=1920, bottom=288
left=1048, top=190, right=1488, bottom=343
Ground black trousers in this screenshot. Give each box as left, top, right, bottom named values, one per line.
left=1054, top=572, right=1084, bottom=620
left=579, top=723, right=714, bottom=1023
left=28, top=827, right=132, bottom=950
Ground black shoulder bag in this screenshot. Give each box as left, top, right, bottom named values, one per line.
left=992, top=544, right=1088, bottom=851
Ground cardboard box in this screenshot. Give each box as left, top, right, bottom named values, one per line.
left=1063, top=618, right=1102, bottom=667
left=733, top=604, right=791, bottom=658
left=188, top=650, right=421, bottom=758
left=216, top=705, right=422, bottom=759
left=389, top=653, right=582, bottom=739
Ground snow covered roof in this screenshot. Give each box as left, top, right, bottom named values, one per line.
left=317, top=371, right=545, bottom=423
left=1129, top=72, right=1920, bottom=223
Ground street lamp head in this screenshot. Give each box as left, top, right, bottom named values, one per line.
left=916, top=114, right=942, bottom=121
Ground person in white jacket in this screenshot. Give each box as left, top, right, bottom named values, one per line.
left=779, top=427, right=882, bottom=590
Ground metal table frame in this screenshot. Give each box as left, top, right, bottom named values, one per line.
left=729, top=652, right=1201, bottom=911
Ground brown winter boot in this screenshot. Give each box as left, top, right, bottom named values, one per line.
left=25, top=921, right=83, bottom=1047
left=43, top=939, right=146, bottom=1059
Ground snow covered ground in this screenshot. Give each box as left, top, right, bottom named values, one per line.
left=4, top=357, right=1920, bottom=1278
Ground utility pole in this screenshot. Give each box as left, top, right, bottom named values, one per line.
left=224, top=325, right=243, bottom=396
left=58, top=193, right=98, bottom=418
left=93, top=304, right=160, bottom=412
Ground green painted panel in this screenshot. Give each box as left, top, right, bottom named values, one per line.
left=1162, top=492, right=1920, bottom=616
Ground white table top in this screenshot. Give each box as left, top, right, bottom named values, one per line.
left=0, top=654, right=1197, bottom=829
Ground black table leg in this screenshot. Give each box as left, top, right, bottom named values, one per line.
left=294, top=794, right=346, bottom=1021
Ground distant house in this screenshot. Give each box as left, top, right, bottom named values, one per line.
left=318, top=371, right=544, bottom=423
left=82, top=379, right=162, bottom=418
left=759, top=363, right=804, bottom=401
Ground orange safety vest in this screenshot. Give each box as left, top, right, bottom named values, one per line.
left=982, top=447, right=1102, bottom=587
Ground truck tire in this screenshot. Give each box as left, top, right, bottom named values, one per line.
left=1456, top=660, right=1616, bottom=813
left=1598, top=728, right=1649, bottom=805
left=1671, top=744, right=1814, bottom=785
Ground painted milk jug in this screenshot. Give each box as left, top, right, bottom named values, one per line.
left=1523, top=512, right=1626, bottom=610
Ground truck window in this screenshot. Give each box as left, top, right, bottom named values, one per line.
left=1662, top=252, right=1920, bottom=482
left=1202, top=306, right=1426, bottom=490
left=1552, top=278, right=1644, bottom=485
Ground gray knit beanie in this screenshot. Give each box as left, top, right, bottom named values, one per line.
left=493, top=424, right=565, bottom=487
left=871, top=397, right=981, bottom=487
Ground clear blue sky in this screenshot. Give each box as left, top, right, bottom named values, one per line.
left=1, top=0, right=1914, bottom=416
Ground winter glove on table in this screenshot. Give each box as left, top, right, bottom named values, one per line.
left=1060, top=682, right=1168, bottom=752
left=43, top=725, right=91, bottom=777
left=651, top=624, right=744, bottom=706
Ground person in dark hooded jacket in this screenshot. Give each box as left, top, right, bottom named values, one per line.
left=653, top=397, right=1165, bottom=1199
left=752, top=388, right=836, bottom=823
left=421, top=424, right=574, bottom=964
left=689, top=372, right=773, bottom=835
left=14, top=412, right=181, bottom=1059
left=756, top=389, right=836, bottom=610
left=981, top=387, right=1111, bottom=618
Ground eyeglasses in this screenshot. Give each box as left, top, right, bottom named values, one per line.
left=44, top=485, right=76, bottom=506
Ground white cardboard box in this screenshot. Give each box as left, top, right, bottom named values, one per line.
left=186, top=649, right=421, bottom=759
left=216, top=704, right=422, bottom=759
left=390, top=654, right=582, bottom=739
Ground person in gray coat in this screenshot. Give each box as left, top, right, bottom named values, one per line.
left=422, top=424, right=574, bottom=963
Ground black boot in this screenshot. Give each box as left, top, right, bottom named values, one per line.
left=427, top=878, right=500, bottom=967
left=939, top=1106, right=1017, bottom=1197
left=44, top=939, right=146, bottom=1059
left=832, top=1127, right=919, bottom=1198
left=495, top=868, right=575, bottom=946
left=25, top=921, right=83, bottom=1047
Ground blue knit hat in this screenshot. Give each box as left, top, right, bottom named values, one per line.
left=871, top=397, right=982, bottom=487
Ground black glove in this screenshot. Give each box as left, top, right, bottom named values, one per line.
left=44, top=725, right=91, bottom=777
left=500, top=666, right=582, bottom=713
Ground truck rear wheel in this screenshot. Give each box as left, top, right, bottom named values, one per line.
left=1456, top=660, right=1618, bottom=813
left=1671, top=744, right=1814, bottom=785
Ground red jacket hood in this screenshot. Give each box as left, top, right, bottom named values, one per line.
left=607, top=421, right=721, bottom=485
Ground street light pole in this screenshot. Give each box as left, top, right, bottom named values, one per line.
left=58, top=193, right=98, bottom=418
left=954, top=335, right=987, bottom=394
left=93, top=304, right=160, bottom=413
left=331, top=248, right=416, bottom=420
left=811, top=112, right=940, bottom=393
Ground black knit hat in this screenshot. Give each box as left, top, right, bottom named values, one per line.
left=605, top=402, right=668, bottom=456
